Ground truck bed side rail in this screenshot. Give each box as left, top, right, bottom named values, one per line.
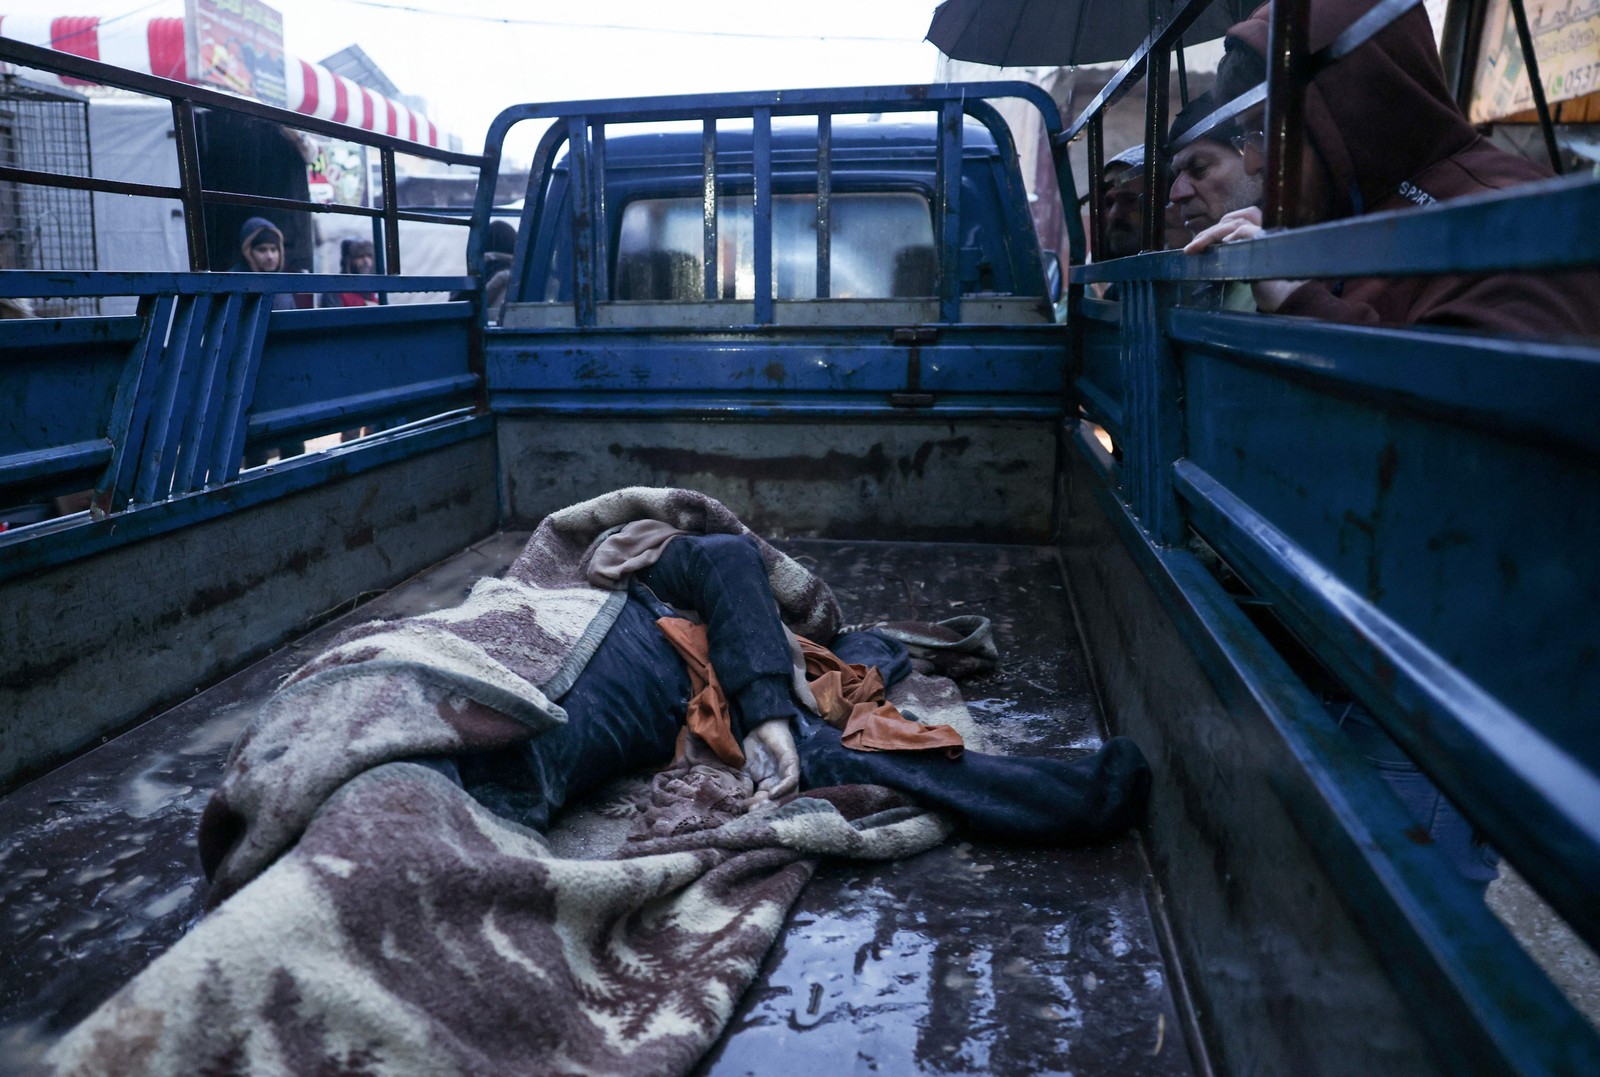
left=1063, top=0, right=1600, bottom=1071
left=0, top=40, right=492, bottom=582
left=0, top=272, right=483, bottom=583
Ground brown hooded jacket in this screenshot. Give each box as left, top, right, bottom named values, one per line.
left=1226, top=0, right=1600, bottom=337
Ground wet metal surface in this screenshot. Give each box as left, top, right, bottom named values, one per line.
left=0, top=531, right=529, bottom=1068
left=1, top=534, right=1198, bottom=1075
left=699, top=541, right=1199, bottom=1076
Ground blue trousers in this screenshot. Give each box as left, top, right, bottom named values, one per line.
left=445, top=533, right=1149, bottom=843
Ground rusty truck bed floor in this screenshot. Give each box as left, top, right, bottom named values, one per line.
left=0, top=536, right=1204, bottom=1076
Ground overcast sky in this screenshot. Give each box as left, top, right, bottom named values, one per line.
left=2, top=0, right=951, bottom=150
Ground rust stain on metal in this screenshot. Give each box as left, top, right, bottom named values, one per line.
left=1376, top=443, right=1400, bottom=496
left=897, top=437, right=971, bottom=479
left=610, top=443, right=895, bottom=483
left=762, top=360, right=787, bottom=384
left=1403, top=824, right=1434, bottom=846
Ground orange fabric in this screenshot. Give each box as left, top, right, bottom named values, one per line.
left=653, top=619, right=965, bottom=764
left=655, top=617, right=745, bottom=768
left=796, top=636, right=964, bottom=758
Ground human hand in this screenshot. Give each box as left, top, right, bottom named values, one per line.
left=741, top=718, right=800, bottom=805
left=1183, top=206, right=1264, bottom=254
left=1183, top=206, right=1307, bottom=313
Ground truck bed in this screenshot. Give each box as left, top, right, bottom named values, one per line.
left=0, top=535, right=1204, bottom=1076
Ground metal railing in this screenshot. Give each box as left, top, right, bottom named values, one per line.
left=0, top=39, right=487, bottom=577
left=470, top=84, right=1084, bottom=327
left=0, top=35, right=484, bottom=273
left=1057, top=1, right=1600, bottom=1073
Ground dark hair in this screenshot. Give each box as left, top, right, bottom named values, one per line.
left=1168, top=91, right=1247, bottom=149
left=486, top=219, right=517, bottom=255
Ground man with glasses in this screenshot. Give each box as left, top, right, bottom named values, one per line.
left=1184, top=0, right=1600, bottom=336
left=1167, top=93, right=1267, bottom=239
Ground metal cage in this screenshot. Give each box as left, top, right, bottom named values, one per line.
left=0, top=76, right=98, bottom=317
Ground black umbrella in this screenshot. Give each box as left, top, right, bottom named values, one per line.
left=926, top=0, right=1253, bottom=68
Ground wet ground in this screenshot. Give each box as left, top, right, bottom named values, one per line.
left=0, top=535, right=1204, bottom=1075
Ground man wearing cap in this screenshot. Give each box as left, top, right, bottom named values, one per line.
left=1098, top=145, right=1191, bottom=262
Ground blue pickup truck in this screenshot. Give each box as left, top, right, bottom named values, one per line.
left=2, top=25, right=1598, bottom=1077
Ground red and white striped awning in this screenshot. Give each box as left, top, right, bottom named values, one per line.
left=0, top=14, right=442, bottom=148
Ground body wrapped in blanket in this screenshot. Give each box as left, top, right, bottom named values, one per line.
left=46, top=488, right=1150, bottom=1077
left=432, top=526, right=1150, bottom=844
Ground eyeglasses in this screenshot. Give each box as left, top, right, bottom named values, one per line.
left=1229, top=130, right=1266, bottom=155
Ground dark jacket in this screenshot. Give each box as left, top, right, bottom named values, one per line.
left=1227, top=0, right=1600, bottom=337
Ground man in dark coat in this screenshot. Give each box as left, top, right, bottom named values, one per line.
left=1186, top=0, right=1600, bottom=337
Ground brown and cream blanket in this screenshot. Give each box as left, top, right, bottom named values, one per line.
left=46, top=489, right=957, bottom=1077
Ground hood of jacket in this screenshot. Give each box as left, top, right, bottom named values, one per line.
left=1226, top=0, right=1542, bottom=217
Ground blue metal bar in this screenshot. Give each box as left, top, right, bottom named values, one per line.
left=173, top=294, right=242, bottom=494
left=937, top=100, right=964, bottom=323
left=592, top=125, right=610, bottom=304
left=1087, top=114, right=1105, bottom=261
left=1072, top=173, right=1600, bottom=283
left=485, top=330, right=1067, bottom=394
left=566, top=117, right=597, bottom=328
left=703, top=120, right=719, bottom=301
left=0, top=440, right=112, bottom=489
left=816, top=113, right=832, bottom=300
left=380, top=148, right=402, bottom=276
left=483, top=82, right=1067, bottom=137
left=211, top=295, right=274, bottom=485
left=753, top=108, right=773, bottom=325
left=485, top=393, right=1060, bottom=420
left=1169, top=309, right=1600, bottom=461
left=172, top=99, right=208, bottom=270
left=245, top=374, right=480, bottom=441
left=0, top=414, right=491, bottom=584
left=0, top=316, right=141, bottom=349
left=1074, top=377, right=1124, bottom=436
left=135, top=295, right=212, bottom=505
left=0, top=273, right=473, bottom=298
left=97, top=297, right=175, bottom=513
left=1172, top=458, right=1600, bottom=953
left=1072, top=436, right=1600, bottom=1077
left=1142, top=45, right=1171, bottom=252
left=1121, top=282, right=1183, bottom=543
left=1061, top=0, right=1230, bottom=141
left=967, top=99, right=1052, bottom=302
left=496, top=121, right=569, bottom=306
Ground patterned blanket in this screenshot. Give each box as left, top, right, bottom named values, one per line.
left=47, top=765, right=950, bottom=1076
left=198, top=487, right=841, bottom=904
left=46, top=489, right=951, bottom=1076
